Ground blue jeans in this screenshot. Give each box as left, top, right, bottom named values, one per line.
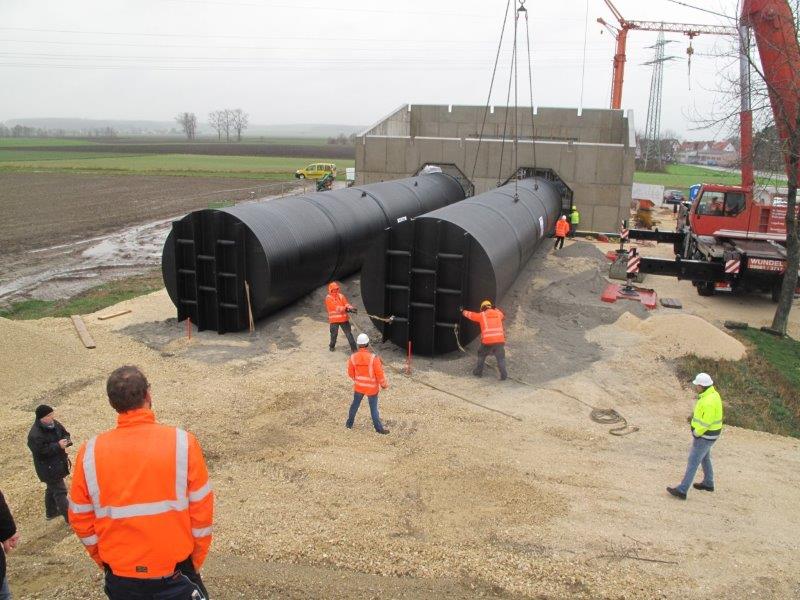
left=677, top=436, right=716, bottom=494
left=346, top=393, right=384, bottom=432
left=0, top=575, right=11, bottom=600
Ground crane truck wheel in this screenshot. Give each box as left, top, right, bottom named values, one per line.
left=697, top=282, right=715, bottom=297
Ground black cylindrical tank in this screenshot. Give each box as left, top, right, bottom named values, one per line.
left=162, top=173, right=466, bottom=333
left=360, top=178, right=562, bottom=355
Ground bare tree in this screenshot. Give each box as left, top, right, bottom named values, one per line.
left=208, top=110, right=224, bottom=141
left=221, top=109, right=232, bottom=142
left=175, top=112, right=197, bottom=140
left=229, top=109, right=249, bottom=142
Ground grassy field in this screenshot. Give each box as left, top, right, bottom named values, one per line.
left=0, top=270, right=164, bottom=320
left=0, top=153, right=354, bottom=179
left=633, top=164, right=769, bottom=194
left=677, top=328, right=800, bottom=439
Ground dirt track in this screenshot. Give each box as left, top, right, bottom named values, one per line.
left=1, top=240, right=798, bottom=599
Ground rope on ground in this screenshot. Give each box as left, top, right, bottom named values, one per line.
left=450, top=325, right=639, bottom=436
left=350, top=317, right=522, bottom=422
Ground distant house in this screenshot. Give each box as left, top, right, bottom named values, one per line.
left=677, top=140, right=738, bottom=167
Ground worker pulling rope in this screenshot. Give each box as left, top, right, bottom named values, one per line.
left=450, top=324, right=638, bottom=436
left=348, top=317, right=522, bottom=422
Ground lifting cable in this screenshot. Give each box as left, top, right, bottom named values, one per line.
left=523, top=1, right=538, bottom=184
left=471, top=0, right=513, bottom=184
left=449, top=324, right=639, bottom=436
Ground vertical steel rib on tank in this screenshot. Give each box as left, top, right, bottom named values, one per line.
left=360, top=178, right=562, bottom=355
left=161, top=173, right=466, bottom=333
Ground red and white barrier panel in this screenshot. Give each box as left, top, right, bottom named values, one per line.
left=627, top=252, right=641, bottom=274
left=725, top=258, right=741, bottom=274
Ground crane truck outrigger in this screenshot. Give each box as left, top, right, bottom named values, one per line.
left=618, top=0, right=800, bottom=302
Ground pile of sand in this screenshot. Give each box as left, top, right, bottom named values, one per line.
left=607, top=311, right=746, bottom=361
left=0, top=317, right=99, bottom=402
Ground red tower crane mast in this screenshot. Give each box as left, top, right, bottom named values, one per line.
left=597, top=0, right=736, bottom=110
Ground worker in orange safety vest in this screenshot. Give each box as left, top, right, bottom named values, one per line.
left=461, top=300, right=508, bottom=380
left=325, top=281, right=358, bottom=353
left=346, top=333, right=390, bottom=434
left=68, top=366, right=213, bottom=600
left=554, top=215, right=570, bottom=250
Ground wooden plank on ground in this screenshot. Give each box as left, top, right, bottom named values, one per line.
left=97, top=309, right=132, bottom=321
left=70, top=315, right=96, bottom=349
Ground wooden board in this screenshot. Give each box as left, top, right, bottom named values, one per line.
left=70, top=315, right=96, bottom=349
left=97, top=309, right=131, bottom=321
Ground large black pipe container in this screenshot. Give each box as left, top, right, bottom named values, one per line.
left=360, top=178, right=562, bottom=355
left=162, top=173, right=466, bottom=333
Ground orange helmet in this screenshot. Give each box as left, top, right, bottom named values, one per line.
left=328, top=282, right=340, bottom=293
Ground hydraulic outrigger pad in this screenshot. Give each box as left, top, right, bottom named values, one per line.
left=600, top=281, right=658, bottom=309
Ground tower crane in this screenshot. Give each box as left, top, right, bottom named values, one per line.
left=597, top=0, right=737, bottom=109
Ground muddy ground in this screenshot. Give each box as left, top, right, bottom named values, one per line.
left=1, top=238, right=799, bottom=599
left=0, top=173, right=307, bottom=305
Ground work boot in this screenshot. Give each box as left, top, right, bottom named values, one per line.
left=377, top=429, right=390, bottom=435
left=473, top=370, right=483, bottom=378
left=692, top=483, right=714, bottom=492
left=329, top=346, right=335, bottom=352
left=666, top=486, right=687, bottom=500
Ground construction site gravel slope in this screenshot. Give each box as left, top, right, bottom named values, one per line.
left=1, top=242, right=798, bottom=599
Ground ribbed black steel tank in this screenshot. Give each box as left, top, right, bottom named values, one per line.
left=161, top=173, right=465, bottom=333
left=360, top=178, right=562, bottom=356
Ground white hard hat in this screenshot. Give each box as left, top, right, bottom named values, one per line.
left=356, top=333, right=370, bottom=346
left=692, top=372, right=713, bottom=386
left=560, top=215, right=567, bottom=220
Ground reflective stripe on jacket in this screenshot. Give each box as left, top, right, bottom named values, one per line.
left=569, top=210, right=580, bottom=224
left=347, top=348, right=387, bottom=395
left=68, top=408, right=213, bottom=578
left=555, top=220, right=570, bottom=237
left=691, top=386, right=723, bottom=440
left=462, top=308, right=506, bottom=344
left=325, top=292, right=352, bottom=324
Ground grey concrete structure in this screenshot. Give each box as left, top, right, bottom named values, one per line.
left=356, top=104, right=636, bottom=233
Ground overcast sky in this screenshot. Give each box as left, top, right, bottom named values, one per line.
left=1, top=0, right=744, bottom=139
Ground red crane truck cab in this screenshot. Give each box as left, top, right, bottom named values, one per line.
left=686, top=184, right=787, bottom=242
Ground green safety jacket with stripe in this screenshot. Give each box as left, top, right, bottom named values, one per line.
left=691, top=385, right=723, bottom=440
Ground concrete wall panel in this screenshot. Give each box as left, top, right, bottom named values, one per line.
left=364, top=137, right=387, bottom=172
left=595, top=147, right=624, bottom=185
left=385, top=138, right=407, bottom=174
left=592, top=205, right=624, bottom=233
left=575, top=146, right=599, bottom=184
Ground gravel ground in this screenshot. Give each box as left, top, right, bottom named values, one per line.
left=1, top=241, right=799, bottom=599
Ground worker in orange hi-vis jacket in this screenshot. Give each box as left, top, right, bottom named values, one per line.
left=553, top=215, right=570, bottom=250
left=461, top=300, right=508, bottom=380
left=68, top=366, right=213, bottom=600
left=325, top=281, right=358, bottom=352
left=346, top=333, right=390, bottom=434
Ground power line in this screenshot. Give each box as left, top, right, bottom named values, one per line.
left=662, top=0, right=735, bottom=21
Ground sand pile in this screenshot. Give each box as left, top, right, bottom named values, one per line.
left=0, top=317, right=98, bottom=402
left=605, top=311, right=746, bottom=361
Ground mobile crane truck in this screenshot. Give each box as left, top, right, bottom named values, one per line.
left=618, top=0, right=800, bottom=302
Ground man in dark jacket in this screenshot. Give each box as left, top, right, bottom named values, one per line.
left=27, top=405, right=71, bottom=523
left=0, top=489, right=19, bottom=600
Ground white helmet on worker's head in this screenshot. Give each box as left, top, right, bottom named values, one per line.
left=356, top=333, right=370, bottom=347
left=692, top=372, right=713, bottom=387
left=560, top=215, right=567, bottom=220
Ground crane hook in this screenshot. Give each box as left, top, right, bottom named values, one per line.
left=686, top=39, right=694, bottom=90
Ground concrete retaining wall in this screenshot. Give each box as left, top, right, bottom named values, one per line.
left=356, top=104, right=635, bottom=232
